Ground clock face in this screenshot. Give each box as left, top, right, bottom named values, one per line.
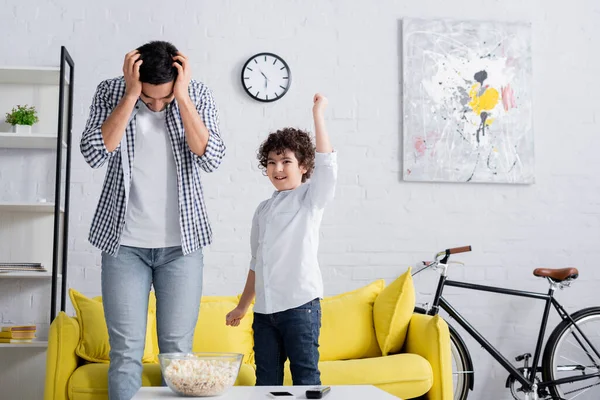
left=241, top=53, right=291, bottom=102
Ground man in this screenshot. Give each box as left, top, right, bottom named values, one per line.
left=80, top=40, right=225, bottom=400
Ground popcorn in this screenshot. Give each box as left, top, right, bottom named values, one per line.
left=163, top=357, right=240, bottom=396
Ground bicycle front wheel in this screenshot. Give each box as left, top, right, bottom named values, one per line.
left=542, top=307, right=600, bottom=399
left=449, top=324, right=472, bottom=400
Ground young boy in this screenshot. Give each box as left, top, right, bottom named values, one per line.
left=225, top=93, right=337, bottom=386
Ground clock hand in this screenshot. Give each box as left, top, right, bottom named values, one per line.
left=258, top=70, right=269, bottom=89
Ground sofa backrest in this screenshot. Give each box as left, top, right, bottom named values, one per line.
left=69, top=274, right=416, bottom=365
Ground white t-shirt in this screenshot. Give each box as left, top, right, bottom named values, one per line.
left=120, top=104, right=181, bottom=248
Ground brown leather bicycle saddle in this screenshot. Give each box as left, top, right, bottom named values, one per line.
left=533, top=267, right=579, bottom=282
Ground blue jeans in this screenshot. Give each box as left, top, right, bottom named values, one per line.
left=253, top=299, right=322, bottom=386
left=101, top=246, right=204, bottom=400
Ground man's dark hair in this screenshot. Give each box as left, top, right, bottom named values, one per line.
left=136, top=41, right=179, bottom=84
left=258, top=128, right=315, bottom=183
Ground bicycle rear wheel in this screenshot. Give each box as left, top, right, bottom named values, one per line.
left=542, top=307, right=600, bottom=399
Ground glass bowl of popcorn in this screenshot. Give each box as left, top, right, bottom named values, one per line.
left=158, top=352, right=243, bottom=397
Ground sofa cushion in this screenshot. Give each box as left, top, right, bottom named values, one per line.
left=282, top=353, right=433, bottom=399
left=404, top=313, right=453, bottom=400
left=69, top=289, right=157, bottom=364
left=71, top=289, right=255, bottom=365
left=44, top=312, right=80, bottom=400
left=68, top=355, right=430, bottom=400
left=192, top=296, right=254, bottom=364
left=373, top=268, right=415, bottom=355
left=68, top=362, right=256, bottom=400
left=319, top=280, right=384, bottom=361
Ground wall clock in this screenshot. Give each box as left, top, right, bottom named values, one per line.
left=241, top=52, right=291, bottom=102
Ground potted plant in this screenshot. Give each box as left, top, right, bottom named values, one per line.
left=5, top=105, right=39, bottom=134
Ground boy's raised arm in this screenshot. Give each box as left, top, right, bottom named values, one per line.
left=313, top=93, right=333, bottom=154
left=307, top=94, right=337, bottom=209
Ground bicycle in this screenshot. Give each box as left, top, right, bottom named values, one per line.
left=413, top=246, right=600, bottom=400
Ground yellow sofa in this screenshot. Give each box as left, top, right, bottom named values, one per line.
left=44, top=276, right=452, bottom=400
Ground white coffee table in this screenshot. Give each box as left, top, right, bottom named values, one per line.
left=131, top=385, right=400, bottom=399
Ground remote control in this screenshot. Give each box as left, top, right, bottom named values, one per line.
left=306, top=386, right=331, bottom=399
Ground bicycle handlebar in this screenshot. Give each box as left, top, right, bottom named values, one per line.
left=413, top=245, right=473, bottom=277
left=447, top=246, right=472, bottom=255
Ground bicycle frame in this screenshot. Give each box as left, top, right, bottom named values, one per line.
left=428, top=267, right=600, bottom=392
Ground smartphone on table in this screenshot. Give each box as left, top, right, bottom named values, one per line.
left=267, top=391, right=295, bottom=398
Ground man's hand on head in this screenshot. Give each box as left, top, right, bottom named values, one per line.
left=172, top=52, right=192, bottom=103
left=123, top=50, right=143, bottom=99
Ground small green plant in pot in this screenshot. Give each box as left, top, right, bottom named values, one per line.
left=5, top=105, right=39, bottom=134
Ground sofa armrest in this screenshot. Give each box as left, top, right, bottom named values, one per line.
left=404, top=313, right=453, bottom=400
left=44, top=311, right=81, bottom=400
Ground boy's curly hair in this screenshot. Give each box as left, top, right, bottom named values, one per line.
left=258, top=128, right=315, bottom=182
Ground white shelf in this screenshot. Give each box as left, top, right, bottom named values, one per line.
left=0, top=66, right=69, bottom=85
left=0, top=202, right=64, bottom=213
left=0, top=271, right=61, bottom=279
left=0, top=340, right=48, bottom=348
left=0, top=132, right=67, bottom=149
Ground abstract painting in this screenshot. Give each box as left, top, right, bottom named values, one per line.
left=403, top=18, right=534, bottom=183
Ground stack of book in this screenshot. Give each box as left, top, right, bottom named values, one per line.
left=0, top=262, right=47, bottom=273
left=0, top=325, right=37, bottom=343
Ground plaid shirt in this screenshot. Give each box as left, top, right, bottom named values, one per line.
left=80, top=77, right=225, bottom=256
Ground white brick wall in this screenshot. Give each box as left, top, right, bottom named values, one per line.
left=1, top=0, right=599, bottom=398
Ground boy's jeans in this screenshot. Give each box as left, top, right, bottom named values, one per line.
left=253, top=298, right=322, bottom=386
left=101, top=245, right=204, bottom=400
